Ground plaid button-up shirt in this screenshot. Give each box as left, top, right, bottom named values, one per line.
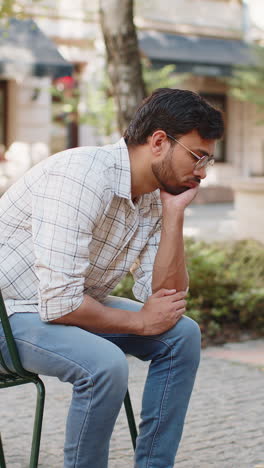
left=0, top=138, right=162, bottom=321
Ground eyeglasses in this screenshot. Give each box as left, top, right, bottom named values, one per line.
left=166, top=134, right=215, bottom=170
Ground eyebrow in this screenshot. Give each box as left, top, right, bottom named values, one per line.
left=192, top=148, right=212, bottom=158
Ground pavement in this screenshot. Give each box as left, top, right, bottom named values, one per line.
left=1, top=203, right=264, bottom=467
left=184, top=202, right=237, bottom=242
left=0, top=343, right=263, bottom=468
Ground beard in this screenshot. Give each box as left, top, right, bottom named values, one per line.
left=156, top=180, right=191, bottom=195
left=151, top=148, right=192, bottom=195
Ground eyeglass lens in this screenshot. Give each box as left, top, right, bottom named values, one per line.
left=196, top=157, right=214, bottom=170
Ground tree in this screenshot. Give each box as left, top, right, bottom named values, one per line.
left=99, top=0, right=146, bottom=134
left=84, top=61, right=181, bottom=138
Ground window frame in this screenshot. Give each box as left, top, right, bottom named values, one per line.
left=0, top=80, right=8, bottom=148
left=199, top=92, right=227, bottom=163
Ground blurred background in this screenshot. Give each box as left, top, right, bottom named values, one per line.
left=0, top=0, right=263, bottom=344
left=0, top=3, right=264, bottom=467
left=0, top=1, right=264, bottom=204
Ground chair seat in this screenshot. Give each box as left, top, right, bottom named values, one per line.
left=0, top=372, right=33, bottom=388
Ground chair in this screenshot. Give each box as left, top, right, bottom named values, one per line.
left=0, top=290, right=45, bottom=468
left=0, top=290, right=137, bottom=467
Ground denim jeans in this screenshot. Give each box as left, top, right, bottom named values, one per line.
left=0, top=296, right=201, bottom=468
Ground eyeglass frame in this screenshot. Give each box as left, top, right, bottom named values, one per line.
left=166, top=133, right=215, bottom=170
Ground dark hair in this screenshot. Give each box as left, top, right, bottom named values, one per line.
left=124, top=88, right=224, bottom=145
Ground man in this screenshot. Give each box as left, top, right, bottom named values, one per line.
left=0, top=88, right=224, bottom=467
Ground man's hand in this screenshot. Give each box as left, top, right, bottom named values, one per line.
left=138, top=289, right=187, bottom=336
left=160, top=186, right=199, bottom=213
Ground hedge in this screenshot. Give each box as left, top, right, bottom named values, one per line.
left=112, top=239, right=264, bottom=346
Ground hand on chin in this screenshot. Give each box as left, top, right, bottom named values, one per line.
left=160, top=185, right=199, bottom=210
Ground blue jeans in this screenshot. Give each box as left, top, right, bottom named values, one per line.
left=0, top=296, right=201, bottom=468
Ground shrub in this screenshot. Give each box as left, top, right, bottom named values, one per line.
left=112, top=239, right=264, bottom=345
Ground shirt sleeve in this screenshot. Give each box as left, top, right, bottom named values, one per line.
left=31, top=163, right=106, bottom=321
left=132, top=220, right=161, bottom=303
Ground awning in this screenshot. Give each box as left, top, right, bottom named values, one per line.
left=139, top=30, right=257, bottom=77
left=0, top=18, right=73, bottom=79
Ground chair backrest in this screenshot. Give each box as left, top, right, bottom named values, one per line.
left=0, top=290, right=35, bottom=378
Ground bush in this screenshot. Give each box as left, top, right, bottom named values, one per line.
left=112, top=239, right=264, bottom=345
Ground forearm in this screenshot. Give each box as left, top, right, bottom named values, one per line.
left=51, top=294, right=143, bottom=334
left=152, top=210, right=189, bottom=292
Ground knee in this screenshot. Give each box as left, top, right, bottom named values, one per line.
left=175, top=316, right=201, bottom=367
left=99, top=346, right=129, bottom=397
left=104, top=347, right=129, bottom=383
left=62, top=337, right=128, bottom=397
left=178, top=316, right=201, bottom=342
left=72, top=346, right=129, bottom=405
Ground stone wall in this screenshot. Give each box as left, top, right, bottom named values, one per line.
left=233, top=178, right=264, bottom=243
left=0, top=77, right=51, bottom=194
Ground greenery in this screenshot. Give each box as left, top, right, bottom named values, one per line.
left=51, top=60, right=187, bottom=137
left=228, top=45, right=264, bottom=123
left=112, top=239, right=264, bottom=346
left=0, top=0, right=43, bottom=20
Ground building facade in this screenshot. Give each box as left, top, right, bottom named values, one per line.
left=0, top=0, right=264, bottom=202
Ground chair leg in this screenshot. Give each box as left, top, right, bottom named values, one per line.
left=0, top=433, right=6, bottom=468
left=124, top=390, right=137, bottom=450
left=29, top=379, right=45, bottom=468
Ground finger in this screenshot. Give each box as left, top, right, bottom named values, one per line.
left=172, top=301, right=186, bottom=314
left=173, top=291, right=187, bottom=301
left=175, top=307, right=186, bottom=318
left=152, top=288, right=176, bottom=298
left=174, top=309, right=185, bottom=322
left=164, top=291, right=187, bottom=302
left=173, top=300, right=186, bottom=310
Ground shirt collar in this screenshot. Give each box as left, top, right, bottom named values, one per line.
left=112, top=137, right=133, bottom=200
left=111, top=138, right=161, bottom=214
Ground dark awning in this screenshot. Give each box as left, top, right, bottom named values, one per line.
left=0, top=18, right=73, bottom=78
left=139, top=30, right=257, bottom=77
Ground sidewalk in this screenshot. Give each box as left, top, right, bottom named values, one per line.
left=203, top=339, right=264, bottom=368
left=184, top=202, right=237, bottom=242
left=0, top=340, right=263, bottom=468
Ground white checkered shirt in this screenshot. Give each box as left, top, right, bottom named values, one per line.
left=0, top=138, right=162, bottom=321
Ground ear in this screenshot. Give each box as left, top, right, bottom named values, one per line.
left=149, top=130, right=168, bottom=157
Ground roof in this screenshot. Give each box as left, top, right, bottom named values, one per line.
left=0, top=18, right=72, bottom=78
left=139, top=30, right=257, bottom=76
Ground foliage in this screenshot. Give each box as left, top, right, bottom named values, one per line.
left=112, top=239, right=264, bottom=345
left=0, top=0, right=42, bottom=19
left=84, top=60, right=187, bottom=135
left=111, top=273, right=136, bottom=301
left=142, top=59, right=187, bottom=94
left=228, top=45, right=264, bottom=121
left=185, top=238, right=264, bottom=343
left=50, top=61, right=187, bottom=136
left=51, top=76, right=82, bottom=130
left=84, top=71, right=117, bottom=136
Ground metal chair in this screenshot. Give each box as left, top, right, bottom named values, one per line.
left=0, top=290, right=45, bottom=468
left=0, top=290, right=137, bottom=467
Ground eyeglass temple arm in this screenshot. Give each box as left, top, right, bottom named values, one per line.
left=166, top=134, right=201, bottom=161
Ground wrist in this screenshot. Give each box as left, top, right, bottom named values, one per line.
left=162, top=211, right=184, bottom=232
left=132, top=311, right=144, bottom=335
left=162, top=206, right=185, bottom=220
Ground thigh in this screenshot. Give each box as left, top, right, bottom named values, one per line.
left=0, top=312, right=126, bottom=382
left=99, top=296, right=200, bottom=361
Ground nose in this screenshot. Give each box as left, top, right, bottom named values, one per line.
left=193, top=166, right=207, bottom=179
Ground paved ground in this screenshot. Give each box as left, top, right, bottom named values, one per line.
left=0, top=340, right=263, bottom=468
left=1, top=203, right=263, bottom=467
left=184, top=202, right=237, bottom=242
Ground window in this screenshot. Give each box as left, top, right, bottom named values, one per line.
left=200, top=93, right=227, bottom=162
